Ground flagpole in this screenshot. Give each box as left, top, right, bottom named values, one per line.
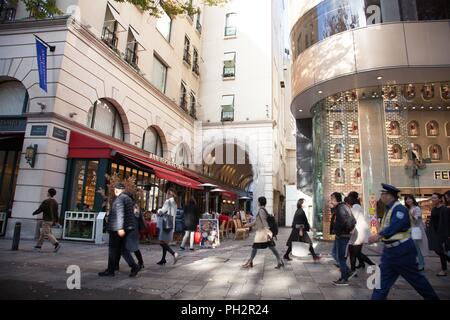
left=34, top=34, right=56, bottom=52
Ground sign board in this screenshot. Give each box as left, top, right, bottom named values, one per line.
left=0, top=118, right=27, bottom=132
left=52, top=126, right=67, bottom=141
left=434, top=171, right=450, bottom=180
left=30, top=125, right=47, bottom=136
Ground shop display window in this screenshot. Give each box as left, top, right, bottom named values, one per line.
left=429, top=144, right=442, bottom=161
left=407, top=120, right=420, bottom=137
left=404, top=84, right=416, bottom=100
left=354, top=167, right=361, bottom=184
left=388, top=121, right=401, bottom=136
left=332, top=121, right=343, bottom=136
left=421, top=84, right=435, bottom=100
left=333, top=143, right=344, bottom=160
left=334, top=168, right=345, bottom=184
left=426, top=120, right=439, bottom=137
left=441, top=84, right=449, bottom=100
left=391, top=144, right=403, bottom=160
left=68, top=160, right=99, bottom=212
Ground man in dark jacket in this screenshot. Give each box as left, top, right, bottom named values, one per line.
left=283, top=199, right=320, bottom=262
left=330, top=192, right=354, bottom=286
left=99, top=183, right=140, bottom=277
left=33, top=188, right=61, bottom=252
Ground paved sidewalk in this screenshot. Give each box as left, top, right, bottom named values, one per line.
left=0, top=228, right=449, bottom=300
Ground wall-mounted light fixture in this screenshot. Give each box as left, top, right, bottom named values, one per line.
left=25, top=144, right=38, bottom=168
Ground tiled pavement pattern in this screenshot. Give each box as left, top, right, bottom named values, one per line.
left=0, top=228, right=449, bottom=300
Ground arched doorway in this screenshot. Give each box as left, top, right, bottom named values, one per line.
left=0, top=78, right=28, bottom=235
left=202, top=142, right=254, bottom=214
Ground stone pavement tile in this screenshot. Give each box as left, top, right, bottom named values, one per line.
left=319, top=287, right=355, bottom=300
left=302, top=292, right=325, bottom=300
left=389, top=288, right=422, bottom=300
left=261, top=287, right=290, bottom=300
left=288, top=287, right=304, bottom=300
left=140, top=280, right=171, bottom=290
left=298, top=282, right=321, bottom=294
left=182, top=284, right=205, bottom=293
left=226, top=283, right=244, bottom=298
left=349, top=288, right=372, bottom=300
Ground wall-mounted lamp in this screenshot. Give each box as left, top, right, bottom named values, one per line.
left=25, top=144, right=38, bottom=168
left=37, top=102, right=46, bottom=113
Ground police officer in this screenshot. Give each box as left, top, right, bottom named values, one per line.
left=368, top=183, right=439, bottom=300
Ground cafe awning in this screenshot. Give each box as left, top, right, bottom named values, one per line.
left=68, top=131, right=202, bottom=189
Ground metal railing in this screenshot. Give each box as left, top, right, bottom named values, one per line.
left=180, top=96, right=188, bottom=110
left=221, top=110, right=234, bottom=122
left=125, top=47, right=139, bottom=69
left=223, top=66, right=235, bottom=78
left=193, top=63, right=200, bottom=76
left=183, top=50, right=191, bottom=65
left=101, top=26, right=118, bottom=49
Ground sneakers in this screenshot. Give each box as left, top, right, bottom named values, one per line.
left=332, top=278, right=349, bottom=286
left=179, top=246, right=185, bottom=251
left=436, top=271, right=447, bottom=277
left=98, top=270, right=115, bottom=277
left=313, top=256, right=321, bottom=263
left=173, top=252, right=179, bottom=265
left=54, top=243, right=61, bottom=252
left=34, top=246, right=42, bottom=251
left=189, top=248, right=195, bottom=251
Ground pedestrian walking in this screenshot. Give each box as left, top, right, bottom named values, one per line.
left=241, top=196, right=284, bottom=269
left=180, top=198, right=200, bottom=251
left=369, top=183, right=439, bottom=300
left=33, top=188, right=61, bottom=252
left=404, top=194, right=428, bottom=271
left=346, top=192, right=374, bottom=276
left=156, top=187, right=179, bottom=265
left=283, top=198, right=320, bottom=262
left=330, top=192, right=356, bottom=286
left=427, top=193, right=450, bottom=277
left=98, top=183, right=141, bottom=277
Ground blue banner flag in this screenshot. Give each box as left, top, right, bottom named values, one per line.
left=35, top=38, right=48, bottom=92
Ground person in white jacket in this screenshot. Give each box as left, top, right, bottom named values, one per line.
left=156, top=187, right=179, bottom=265
left=346, top=192, right=375, bottom=277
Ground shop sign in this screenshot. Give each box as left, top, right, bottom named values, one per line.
left=148, top=152, right=184, bottom=171
left=30, top=125, right=48, bottom=136
left=52, top=126, right=67, bottom=141
left=0, top=117, right=26, bottom=132
left=434, top=171, right=450, bottom=180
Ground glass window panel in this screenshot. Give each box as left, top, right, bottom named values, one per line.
left=114, top=115, right=124, bottom=140
left=221, top=95, right=234, bottom=107
left=152, top=56, right=167, bottom=93
left=118, top=165, right=125, bottom=178
left=0, top=81, right=27, bottom=115
left=69, top=160, right=85, bottom=211
left=156, top=8, right=172, bottom=41
left=82, top=161, right=98, bottom=211
left=92, top=100, right=114, bottom=136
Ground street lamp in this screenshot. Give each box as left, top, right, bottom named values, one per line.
left=198, top=183, right=217, bottom=214
left=25, top=144, right=38, bottom=168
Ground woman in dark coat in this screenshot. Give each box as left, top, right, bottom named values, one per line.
left=428, top=193, right=450, bottom=276
left=180, top=198, right=200, bottom=250
left=283, top=198, right=320, bottom=262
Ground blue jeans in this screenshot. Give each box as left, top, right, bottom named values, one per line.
left=414, top=240, right=425, bottom=270
left=335, top=236, right=350, bottom=280
left=332, top=240, right=338, bottom=264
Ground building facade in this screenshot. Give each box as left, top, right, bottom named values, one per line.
left=0, top=0, right=296, bottom=239
left=199, top=0, right=295, bottom=222
left=289, top=0, right=450, bottom=238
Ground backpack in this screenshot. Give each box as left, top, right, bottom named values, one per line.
left=342, top=205, right=356, bottom=233
left=263, top=208, right=278, bottom=239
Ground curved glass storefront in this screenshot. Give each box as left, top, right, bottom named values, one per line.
left=312, top=81, right=450, bottom=239
left=291, top=0, right=450, bottom=57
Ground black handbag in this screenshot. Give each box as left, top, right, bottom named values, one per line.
left=162, top=213, right=174, bottom=231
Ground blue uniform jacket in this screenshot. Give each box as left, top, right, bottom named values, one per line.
left=379, top=201, right=411, bottom=240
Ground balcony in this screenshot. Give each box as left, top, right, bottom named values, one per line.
left=192, top=63, right=200, bottom=76
left=124, top=47, right=139, bottom=70
left=180, top=96, right=188, bottom=111
left=0, top=7, right=16, bottom=22
left=189, top=106, right=197, bottom=119
left=101, top=26, right=118, bottom=50
left=223, top=66, right=235, bottom=78
left=183, top=50, right=191, bottom=66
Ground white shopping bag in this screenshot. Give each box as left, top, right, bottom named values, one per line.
left=292, top=241, right=310, bottom=257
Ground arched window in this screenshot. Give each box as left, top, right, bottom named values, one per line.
left=142, top=127, right=163, bottom=157
left=426, top=120, right=439, bottom=137
left=429, top=144, right=442, bottom=161
left=87, top=99, right=124, bottom=140
left=0, top=81, right=28, bottom=115
left=408, top=120, right=420, bottom=136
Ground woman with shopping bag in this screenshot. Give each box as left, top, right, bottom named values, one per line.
left=241, top=196, right=284, bottom=269
left=156, top=186, right=179, bottom=265
left=283, top=198, right=320, bottom=262
left=405, top=195, right=428, bottom=271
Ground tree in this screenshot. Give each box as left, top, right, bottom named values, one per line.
left=21, top=0, right=228, bottom=19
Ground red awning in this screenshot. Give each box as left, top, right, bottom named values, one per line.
left=123, top=154, right=202, bottom=190
left=68, top=131, right=202, bottom=190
